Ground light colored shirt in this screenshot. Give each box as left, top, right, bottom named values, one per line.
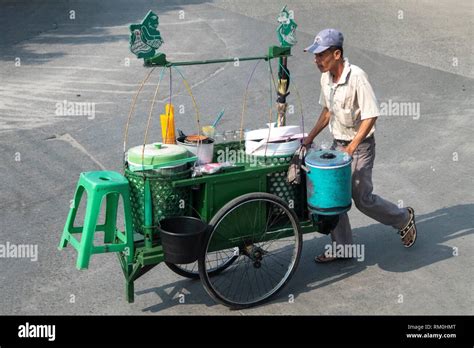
left=319, top=58, right=379, bottom=141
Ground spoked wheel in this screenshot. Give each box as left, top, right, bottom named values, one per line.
left=165, top=249, right=238, bottom=279
left=198, top=192, right=302, bottom=309
left=165, top=262, right=201, bottom=279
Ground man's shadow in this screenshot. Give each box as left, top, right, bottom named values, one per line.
left=282, top=203, right=473, bottom=301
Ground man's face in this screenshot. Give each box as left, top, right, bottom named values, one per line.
left=314, top=49, right=340, bottom=73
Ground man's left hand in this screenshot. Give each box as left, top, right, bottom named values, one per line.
left=341, top=145, right=356, bottom=156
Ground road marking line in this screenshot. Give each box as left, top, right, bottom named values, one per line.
left=52, top=133, right=106, bottom=170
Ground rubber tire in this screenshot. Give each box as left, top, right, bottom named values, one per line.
left=198, top=192, right=302, bottom=309
left=165, top=255, right=238, bottom=279
left=165, top=261, right=200, bottom=279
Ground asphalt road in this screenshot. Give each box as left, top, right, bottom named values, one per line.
left=0, top=0, right=472, bottom=315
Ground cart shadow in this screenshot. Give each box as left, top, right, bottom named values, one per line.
left=137, top=204, right=473, bottom=313
left=137, top=277, right=215, bottom=313
left=275, top=203, right=474, bottom=305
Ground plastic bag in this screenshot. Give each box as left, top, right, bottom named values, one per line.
left=192, top=161, right=234, bottom=176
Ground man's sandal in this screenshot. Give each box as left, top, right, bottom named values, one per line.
left=314, top=254, right=338, bottom=263
left=398, top=207, right=417, bottom=248
left=314, top=253, right=353, bottom=263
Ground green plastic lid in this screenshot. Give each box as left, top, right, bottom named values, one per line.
left=127, top=143, right=189, bottom=166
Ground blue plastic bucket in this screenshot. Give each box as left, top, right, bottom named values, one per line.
left=305, top=149, right=352, bottom=215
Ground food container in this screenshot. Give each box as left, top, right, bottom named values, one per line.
left=176, top=135, right=214, bottom=164
left=305, top=149, right=352, bottom=215
left=245, top=124, right=302, bottom=157
left=126, top=142, right=193, bottom=174
left=125, top=143, right=194, bottom=235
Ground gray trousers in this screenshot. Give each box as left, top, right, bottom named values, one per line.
left=330, top=136, right=409, bottom=245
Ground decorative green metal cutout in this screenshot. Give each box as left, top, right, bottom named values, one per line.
left=128, top=8, right=294, bottom=67
left=129, top=10, right=164, bottom=59
left=276, top=5, right=297, bottom=47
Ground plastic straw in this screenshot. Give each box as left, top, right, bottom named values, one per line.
left=212, top=108, right=226, bottom=128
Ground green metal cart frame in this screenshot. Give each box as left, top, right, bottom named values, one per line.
left=116, top=149, right=337, bottom=308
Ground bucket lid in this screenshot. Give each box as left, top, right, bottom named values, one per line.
left=127, top=143, right=189, bottom=166
left=184, top=135, right=214, bottom=144
left=305, top=149, right=352, bottom=168
left=185, top=134, right=208, bottom=142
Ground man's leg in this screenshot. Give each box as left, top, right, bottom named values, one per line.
left=352, top=137, right=410, bottom=230
left=327, top=140, right=358, bottom=248
left=316, top=137, right=413, bottom=262
left=315, top=213, right=352, bottom=262
left=330, top=212, right=353, bottom=244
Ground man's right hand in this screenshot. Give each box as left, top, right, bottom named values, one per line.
left=288, top=142, right=309, bottom=185
left=295, top=142, right=310, bottom=158
left=300, top=140, right=312, bottom=151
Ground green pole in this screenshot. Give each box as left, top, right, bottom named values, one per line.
left=144, top=179, right=153, bottom=249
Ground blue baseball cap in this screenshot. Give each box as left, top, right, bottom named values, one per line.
left=304, top=29, right=344, bottom=54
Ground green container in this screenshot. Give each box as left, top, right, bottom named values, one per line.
left=124, top=168, right=191, bottom=235
left=127, top=142, right=190, bottom=167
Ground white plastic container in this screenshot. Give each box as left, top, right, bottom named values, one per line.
left=176, top=136, right=214, bottom=164
left=245, top=123, right=302, bottom=157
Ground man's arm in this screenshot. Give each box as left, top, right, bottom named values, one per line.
left=302, top=107, right=331, bottom=147
left=344, top=117, right=377, bottom=156
left=343, top=71, right=380, bottom=156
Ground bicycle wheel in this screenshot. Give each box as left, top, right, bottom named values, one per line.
left=165, top=261, right=201, bottom=279
left=165, top=249, right=238, bottom=279
left=198, top=192, right=302, bottom=309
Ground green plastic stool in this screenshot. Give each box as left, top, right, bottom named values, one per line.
left=58, top=171, right=134, bottom=270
